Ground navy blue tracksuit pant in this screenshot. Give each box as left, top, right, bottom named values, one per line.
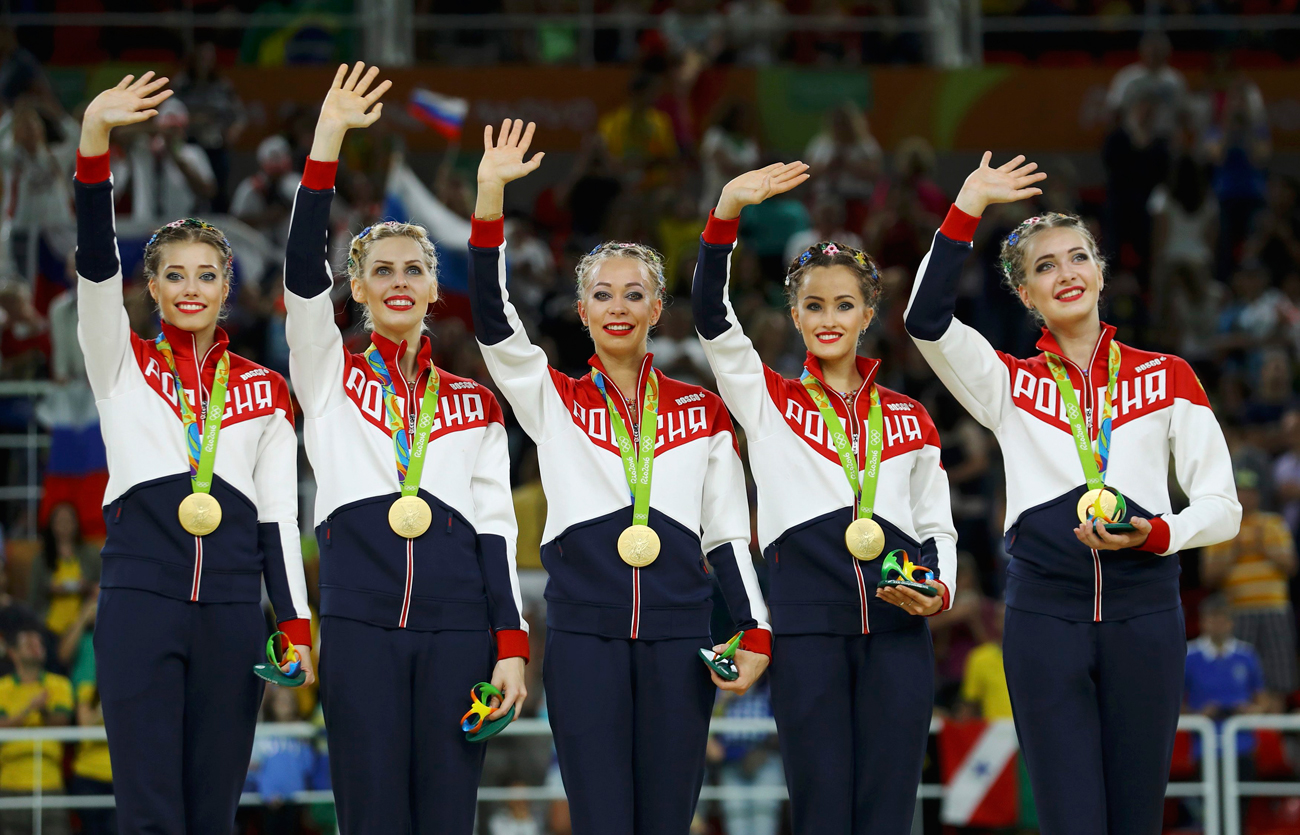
left=1003, top=607, right=1186, bottom=835
left=95, top=587, right=266, bottom=835
left=768, top=623, right=935, bottom=835
left=317, top=616, right=494, bottom=835
left=543, top=629, right=716, bottom=835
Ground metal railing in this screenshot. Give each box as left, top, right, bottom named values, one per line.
left=1220, top=714, right=1300, bottom=835
left=0, top=714, right=1231, bottom=834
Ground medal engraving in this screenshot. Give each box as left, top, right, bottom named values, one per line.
left=845, top=517, right=885, bottom=561
left=179, top=492, right=223, bottom=537
left=389, top=495, right=433, bottom=539
left=618, top=524, right=660, bottom=567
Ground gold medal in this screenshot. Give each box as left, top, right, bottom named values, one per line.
left=846, top=517, right=885, bottom=561
left=618, top=524, right=660, bottom=567
left=1077, top=488, right=1121, bottom=524
left=179, top=493, right=222, bottom=537
left=389, top=495, right=433, bottom=539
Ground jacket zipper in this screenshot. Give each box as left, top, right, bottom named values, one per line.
left=1061, top=335, right=1106, bottom=623
left=600, top=361, right=651, bottom=640
left=827, top=384, right=870, bottom=635
left=188, top=336, right=220, bottom=603
left=397, top=365, right=422, bottom=629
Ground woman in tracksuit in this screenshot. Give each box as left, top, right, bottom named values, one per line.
left=904, top=153, right=1242, bottom=834
left=693, top=163, right=959, bottom=834
left=468, top=120, right=772, bottom=835
left=75, top=73, right=314, bottom=833
left=283, top=64, right=529, bottom=834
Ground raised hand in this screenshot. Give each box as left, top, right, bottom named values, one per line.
left=310, top=62, right=391, bottom=162
left=715, top=162, right=810, bottom=221
left=475, top=119, right=545, bottom=219
left=80, top=72, right=173, bottom=156
left=954, top=152, right=1046, bottom=218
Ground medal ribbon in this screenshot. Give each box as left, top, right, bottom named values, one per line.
left=364, top=344, right=441, bottom=496
left=592, top=369, right=659, bottom=527
left=154, top=334, right=229, bottom=494
left=800, top=373, right=883, bottom=520
left=1043, top=341, right=1122, bottom=504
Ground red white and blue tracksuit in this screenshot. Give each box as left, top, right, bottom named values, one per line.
left=467, top=216, right=772, bottom=835
left=693, top=214, right=958, bottom=835
left=284, top=160, right=528, bottom=835
left=73, top=151, right=313, bottom=834
left=905, top=206, right=1241, bottom=835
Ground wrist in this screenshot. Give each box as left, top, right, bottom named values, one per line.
left=308, top=127, right=345, bottom=164
left=952, top=191, right=987, bottom=220
left=78, top=125, right=111, bottom=158
left=714, top=197, right=742, bottom=221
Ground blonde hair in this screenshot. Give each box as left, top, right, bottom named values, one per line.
left=575, top=242, right=666, bottom=301
left=998, top=212, right=1106, bottom=296
left=347, top=221, right=439, bottom=331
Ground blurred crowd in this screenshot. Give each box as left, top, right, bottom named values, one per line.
left=0, top=13, right=1298, bottom=835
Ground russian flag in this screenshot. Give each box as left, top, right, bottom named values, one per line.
left=407, top=88, right=469, bottom=141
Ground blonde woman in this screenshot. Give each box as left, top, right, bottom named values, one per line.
left=468, top=120, right=772, bottom=835
left=905, top=153, right=1241, bottom=835
left=283, top=63, right=528, bottom=834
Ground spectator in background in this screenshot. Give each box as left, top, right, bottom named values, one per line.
left=0, top=281, right=50, bottom=379
left=1103, top=96, right=1171, bottom=278
left=30, top=502, right=99, bottom=637
left=0, top=28, right=46, bottom=107
left=1149, top=154, right=1218, bottom=285
left=1201, top=469, right=1298, bottom=705
left=698, top=101, right=761, bottom=216
left=124, top=98, right=216, bottom=222
left=597, top=73, right=678, bottom=189
left=174, top=41, right=246, bottom=214
left=0, top=627, right=72, bottom=835
left=69, top=679, right=114, bottom=835
left=803, top=104, right=882, bottom=231
left=0, top=95, right=77, bottom=284
left=1249, top=174, right=1300, bottom=285
left=486, top=782, right=544, bottom=835
left=956, top=603, right=1011, bottom=721
left=1184, top=595, right=1270, bottom=761
left=724, top=0, right=787, bottom=65
left=706, top=683, right=783, bottom=835
left=249, top=686, right=314, bottom=835
left=1275, top=410, right=1300, bottom=538
left=1204, top=68, right=1270, bottom=282
left=783, top=197, right=864, bottom=266
left=231, top=135, right=300, bottom=244
left=1106, top=31, right=1187, bottom=141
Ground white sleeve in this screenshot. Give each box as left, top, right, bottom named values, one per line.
left=701, top=424, right=772, bottom=639
left=910, top=442, right=959, bottom=611
left=1159, top=395, right=1242, bottom=554
left=253, top=401, right=312, bottom=625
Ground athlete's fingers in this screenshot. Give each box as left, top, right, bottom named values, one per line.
left=363, top=78, right=392, bottom=105
left=518, top=121, right=536, bottom=157
left=354, top=65, right=380, bottom=97
left=331, top=63, right=348, bottom=89
left=139, top=75, right=170, bottom=96
left=129, top=71, right=155, bottom=91
left=116, top=75, right=134, bottom=90
left=361, top=102, right=384, bottom=126
left=996, top=154, right=1026, bottom=173
left=979, top=150, right=992, bottom=168
left=523, top=151, right=545, bottom=173
left=344, top=61, right=365, bottom=91
left=498, top=119, right=512, bottom=149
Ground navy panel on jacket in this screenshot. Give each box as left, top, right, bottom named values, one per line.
left=902, top=232, right=967, bottom=341
left=763, top=509, right=936, bottom=635
left=1004, top=487, right=1181, bottom=622
left=100, top=472, right=264, bottom=603
left=543, top=507, right=716, bottom=640
left=317, top=490, right=492, bottom=631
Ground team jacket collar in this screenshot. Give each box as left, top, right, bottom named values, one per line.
left=1035, top=322, right=1118, bottom=379
left=158, top=321, right=231, bottom=383
left=802, top=352, right=882, bottom=419
left=369, top=330, right=434, bottom=386
left=588, top=352, right=657, bottom=424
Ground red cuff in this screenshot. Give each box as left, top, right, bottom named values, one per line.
left=471, top=216, right=506, bottom=248
left=76, top=151, right=111, bottom=184
left=278, top=618, right=313, bottom=649
left=495, top=629, right=530, bottom=662
left=301, top=158, right=338, bottom=191
left=1136, top=517, right=1171, bottom=555
left=926, top=581, right=952, bottom=616
left=739, top=628, right=772, bottom=658
left=939, top=205, right=980, bottom=243
left=702, top=211, right=741, bottom=246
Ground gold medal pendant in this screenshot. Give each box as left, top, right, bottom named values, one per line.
left=846, top=517, right=885, bottom=561
left=618, top=525, right=660, bottom=567
left=1077, top=488, right=1124, bottom=524
left=389, top=495, right=433, bottom=539
left=179, top=493, right=223, bottom=537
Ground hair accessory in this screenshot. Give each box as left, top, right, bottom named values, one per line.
left=145, top=218, right=234, bottom=272
left=823, top=243, right=840, bottom=257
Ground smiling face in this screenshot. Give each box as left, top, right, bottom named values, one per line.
left=1015, top=226, right=1104, bottom=330
left=350, top=235, right=438, bottom=340
left=789, top=264, right=875, bottom=365
left=148, top=241, right=230, bottom=334
left=577, top=256, right=663, bottom=358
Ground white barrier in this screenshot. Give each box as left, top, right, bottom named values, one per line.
left=1220, top=714, right=1300, bottom=835
left=0, top=714, right=1227, bottom=835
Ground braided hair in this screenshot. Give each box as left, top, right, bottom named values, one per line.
left=142, top=218, right=234, bottom=284
left=998, top=213, right=1106, bottom=304
left=784, top=241, right=883, bottom=312
left=575, top=242, right=667, bottom=301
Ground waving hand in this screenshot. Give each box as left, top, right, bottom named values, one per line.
left=80, top=72, right=173, bottom=156
left=311, top=62, right=392, bottom=162
left=954, top=152, right=1046, bottom=218
left=715, top=162, right=810, bottom=221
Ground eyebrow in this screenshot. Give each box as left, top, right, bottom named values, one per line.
left=1034, top=247, right=1085, bottom=265
left=165, top=265, right=218, bottom=270
left=593, top=280, right=646, bottom=289
left=802, top=294, right=857, bottom=301
left=370, top=260, right=424, bottom=266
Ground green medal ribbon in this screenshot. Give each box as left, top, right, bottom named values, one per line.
left=1042, top=341, right=1121, bottom=492
left=364, top=344, right=441, bottom=495
left=592, top=369, right=659, bottom=526
left=154, top=334, right=229, bottom=494
left=800, top=373, right=883, bottom=521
